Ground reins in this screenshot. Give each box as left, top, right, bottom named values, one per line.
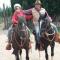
left=13, top=24, right=29, bottom=48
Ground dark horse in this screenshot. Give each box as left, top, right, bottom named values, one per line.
left=36, top=18, right=55, bottom=60
left=10, top=17, right=30, bottom=60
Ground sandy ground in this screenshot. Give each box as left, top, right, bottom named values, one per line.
left=0, top=30, right=60, bottom=60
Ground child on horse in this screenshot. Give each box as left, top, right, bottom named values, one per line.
left=7, top=3, right=32, bottom=50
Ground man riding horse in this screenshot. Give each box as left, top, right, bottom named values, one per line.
left=7, top=0, right=58, bottom=50
left=24, top=0, right=58, bottom=49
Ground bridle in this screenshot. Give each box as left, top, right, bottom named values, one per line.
left=44, top=31, right=55, bottom=42
left=13, top=23, right=29, bottom=48
left=39, top=19, right=55, bottom=42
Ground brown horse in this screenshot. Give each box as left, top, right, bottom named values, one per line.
left=35, top=18, right=55, bottom=60
left=8, top=17, right=30, bottom=60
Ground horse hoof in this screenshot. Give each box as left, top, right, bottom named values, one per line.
left=51, top=53, right=54, bottom=56
left=6, top=43, right=11, bottom=50
left=26, top=57, right=29, bottom=60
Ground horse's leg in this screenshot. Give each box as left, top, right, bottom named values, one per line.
left=13, top=49, right=19, bottom=60
left=45, top=45, right=48, bottom=60
left=20, top=49, right=22, bottom=56
left=19, top=49, right=22, bottom=60
left=51, top=41, right=55, bottom=57
left=26, top=49, right=29, bottom=60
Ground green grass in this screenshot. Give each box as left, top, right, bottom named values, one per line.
left=0, top=17, right=3, bottom=24
left=58, top=27, right=60, bottom=32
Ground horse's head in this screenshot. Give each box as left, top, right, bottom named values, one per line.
left=12, top=16, right=30, bottom=50
left=40, top=18, right=51, bottom=32
left=40, top=15, right=55, bottom=40
left=39, top=11, right=51, bottom=32
left=16, top=16, right=29, bottom=41
left=17, top=16, right=27, bottom=29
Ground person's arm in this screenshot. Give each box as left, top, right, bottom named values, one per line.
left=23, top=9, right=33, bottom=20
left=25, top=14, right=33, bottom=20
left=45, top=11, right=52, bottom=22
left=12, top=12, right=18, bottom=25
left=24, top=8, right=32, bottom=15
left=40, top=8, right=52, bottom=22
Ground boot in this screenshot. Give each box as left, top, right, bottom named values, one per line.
left=6, top=43, right=12, bottom=50
left=35, top=42, right=38, bottom=50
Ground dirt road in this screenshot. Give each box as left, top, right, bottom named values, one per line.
left=0, top=30, right=60, bottom=60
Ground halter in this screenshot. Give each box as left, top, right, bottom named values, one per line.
left=13, top=22, right=29, bottom=48
left=44, top=31, right=55, bottom=42
left=39, top=19, right=55, bottom=42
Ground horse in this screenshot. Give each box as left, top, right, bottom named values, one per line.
left=36, top=17, right=55, bottom=60
left=54, top=33, right=60, bottom=43
left=9, top=17, right=30, bottom=60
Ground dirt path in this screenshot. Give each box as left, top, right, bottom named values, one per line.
left=0, top=30, right=60, bottom=60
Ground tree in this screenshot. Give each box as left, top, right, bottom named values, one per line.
left=0, top=8, right=3, bottom=17
left=41, top=0, right=60, bottom=16
left=5, top=7, right=12, bottom=16
left=11, top=0, right=60, bottom=15
left=11, top=0, right=35, bottom=13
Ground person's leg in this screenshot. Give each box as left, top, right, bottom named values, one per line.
left=6, top=25, right=13, bottom=50
left=34, top=25, right=40, bottom=43
left=8, top=25, right=13, bottom=43
left=32, top=24, right=40, bottom=49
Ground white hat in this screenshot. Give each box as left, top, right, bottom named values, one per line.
left=14, top=3, right=21, bottom=10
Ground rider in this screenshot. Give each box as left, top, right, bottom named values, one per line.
left=7, top=3, right=32, bottom=49
left=33, top=0, right=58, bottom=46
left=24, top=0, right=58, bottom=49
left=25, top=1, right=52, bottom=41
left=32, top=0, right=53, bottom=49
left=12, top=3, right=32, bottom=26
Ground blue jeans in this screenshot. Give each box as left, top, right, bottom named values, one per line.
left=34, top=24, right=40, bottom=43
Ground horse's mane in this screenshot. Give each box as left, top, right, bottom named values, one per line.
left=18, top=16, right=27, bottom=28
left=14, top=16, right=29, bottom=39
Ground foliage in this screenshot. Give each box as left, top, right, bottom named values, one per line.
left=11, top=0, right=35, bottom=13
left=11, top=0, right=60, bottom=16
left=11, top=0, right=23, bottom=13
left=10, top=0, right=60, bottom=28
left=58, top=27, right=60, bottom=32
left=5, top=7, right=12, bottom=16
left=0, top=17, right=3, bottom=24
left=41, top=0, right=60, bottom=16
left=0, top=8, right=3, bottom=17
